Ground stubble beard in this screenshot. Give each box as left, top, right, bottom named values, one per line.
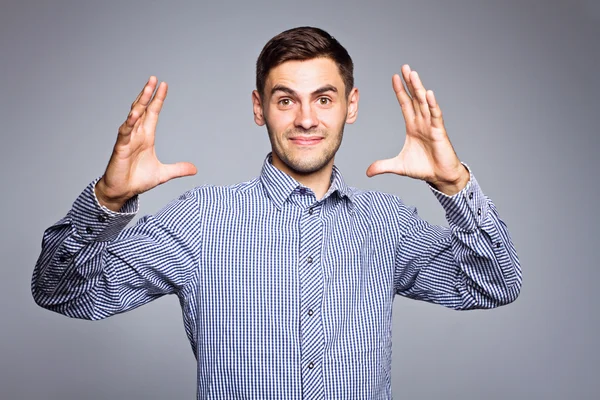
left=266, top=122, right=344, bottom=175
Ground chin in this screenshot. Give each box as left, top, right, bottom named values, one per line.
left=281, top=152, right=334, bottom=175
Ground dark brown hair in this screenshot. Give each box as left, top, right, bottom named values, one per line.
left=256, top=26, right=354, bottom=99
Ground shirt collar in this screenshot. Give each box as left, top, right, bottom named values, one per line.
left=259, top=153, right=353, bottom=210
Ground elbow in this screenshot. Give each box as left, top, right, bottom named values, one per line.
left=496, top=262, right=523, bottom=307
left=31, top=276, right=53, bottom=311
left=500, top=280, right=522, bottom=306
left=31, top=282, right=64, bottom=315
left=462, top=278, right=522, bottom=310
left=30, top=280, right=105, bottom=321
left=480, top=258, right=523, bottom=308
left=482, top=280, right=522, bottom=309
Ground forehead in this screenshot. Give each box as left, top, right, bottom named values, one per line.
left=265, top=58, right=345, bottom=94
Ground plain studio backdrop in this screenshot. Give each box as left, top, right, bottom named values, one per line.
left=1, top=0, right=598, bottom=399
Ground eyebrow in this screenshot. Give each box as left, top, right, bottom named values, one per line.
left=270, top=84, right=338, bottom=97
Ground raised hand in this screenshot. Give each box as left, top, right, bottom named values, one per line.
left=95, top=77, right=197, bottom=211
left=366, top=65, right=469, bottom=196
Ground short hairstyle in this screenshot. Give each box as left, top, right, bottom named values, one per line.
left=256, top=26, right=354, bottom=99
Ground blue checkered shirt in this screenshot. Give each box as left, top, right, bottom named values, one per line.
left=32, top=154, right=521, bottom=399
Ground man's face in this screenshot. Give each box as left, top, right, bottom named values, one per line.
left=252, top=57, right=358, bottom=176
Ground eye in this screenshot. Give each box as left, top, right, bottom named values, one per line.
left=318, top=97, right=331, bottom=105
left=278, top=98, right=292, bottom=107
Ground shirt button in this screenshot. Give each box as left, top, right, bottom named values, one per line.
left=59, top=256, right=67, bottom=262
left=85, top=226, right=93, bottom=234
left=308, top=309, right=314, bottom=316
left=495, top=242, right=501, bottom=248
left=477, top=208, right=481, bottom=216
left=299, top=188, right=306, bottom=195
left=308, top=362, right=314, bottom=369
left=307, top=256, right=313, bottom=263
left=469, top=192, right=473, bottom=200
left=308, top=207, right=314, bottom=215
left=98, top=215, right=106, bottom=223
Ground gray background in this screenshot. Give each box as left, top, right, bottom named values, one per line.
left=1, top=0, right=598, bottom=398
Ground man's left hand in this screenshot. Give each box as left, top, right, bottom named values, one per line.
left=366, top=64, right=470, bottom=196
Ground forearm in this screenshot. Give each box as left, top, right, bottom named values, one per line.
left=431, top=172, right=521, bottom=308
left=395, top=168, right=522, bottom=310
left=448, top=206, right=521, bottom=309
left=32, top=179, right=202, bottom=319
left=31, top=179, right=139, bottom=319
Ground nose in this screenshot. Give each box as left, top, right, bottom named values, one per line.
left=294, top=103, right=318, bottom=130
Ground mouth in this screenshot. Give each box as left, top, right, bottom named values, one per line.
left=289, top=137, right=324, bottom=146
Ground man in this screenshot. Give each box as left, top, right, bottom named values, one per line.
left=32, top=26, right=521, bottom=399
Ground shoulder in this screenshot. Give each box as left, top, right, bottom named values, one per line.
left=177, top=176, right=264, bottom=207
left=345, top=186, right=417, bottom=222
left=150, top=177, right=262, bottom=225
left=346, top=186, right=410, bottom=210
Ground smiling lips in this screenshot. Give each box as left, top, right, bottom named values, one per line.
left=289, top=137, right=324, bottom=146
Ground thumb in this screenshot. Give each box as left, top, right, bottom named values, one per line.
left=366, top=157, right=405, bottom=177
left=161, top=162, right=198, bottom=183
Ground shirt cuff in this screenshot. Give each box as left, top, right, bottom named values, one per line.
left=428, top=163, right=488, bottom=231
left=68, top=177, right=139, bottom=242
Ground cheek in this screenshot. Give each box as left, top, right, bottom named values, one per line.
left=319, top=108, right=346, bottom=129
left=266, top=109, right=295, bottom=132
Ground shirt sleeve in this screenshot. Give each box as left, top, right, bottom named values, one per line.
left=31, top=179, right=202, bottom=320
left=393, top=164, right=522, bottom=310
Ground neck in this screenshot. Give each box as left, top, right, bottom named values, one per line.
left=271, top=154, right=334, bottom=200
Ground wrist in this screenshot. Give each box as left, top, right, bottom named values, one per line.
left=94, top=178, right=130, bottom=212
left=428, top=164, right=470, bottom=196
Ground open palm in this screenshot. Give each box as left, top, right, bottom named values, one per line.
left=366, top=65, right=468, bottom=192
left=96, top=77, right=197, bottom=211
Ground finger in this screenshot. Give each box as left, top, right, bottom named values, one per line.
left=143, top=81, right=168, bottom=129
left=131, top=76, right=157, bottom=110
left=117, top=111, right=144, bottom=143
left=401, top=65, right=421, bottom=116
left=401, top=65, right=415, bottom=97
left=131, top=76, right=153, bottom=104
left=426, top=90, right=444, bottom=128
left=410, top=71, right=430, bottom=120
left=366, top=158, right=405, bottom=177
left=392, top=74, right=416, bottom=123
left=125, top=76, right=158, bottom=127
left=160, top=161, right=198, bottom=183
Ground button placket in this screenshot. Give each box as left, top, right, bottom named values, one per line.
left=297, top=204, right=325, bottom=397
left=307, top=202, right=322, bottom=217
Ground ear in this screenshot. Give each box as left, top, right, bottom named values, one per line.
left=345, top=87, right=359, bottom=124
left=252, top=90, right=266, bottom=126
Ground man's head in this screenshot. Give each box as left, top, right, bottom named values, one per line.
left=255, top=27, right=355, bottom=100
left=252, top=27, right=359, bottom=178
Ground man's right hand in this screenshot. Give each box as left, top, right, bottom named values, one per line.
left=95, top=76, right=197, bottom=212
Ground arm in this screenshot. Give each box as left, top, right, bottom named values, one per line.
left=32, top=183, right=201, bottom=319
left=394, top=168, right=521, bottom=310
left=367, top=65, right=521, bottom=309
left=32, top=76, right=199, bottom=318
